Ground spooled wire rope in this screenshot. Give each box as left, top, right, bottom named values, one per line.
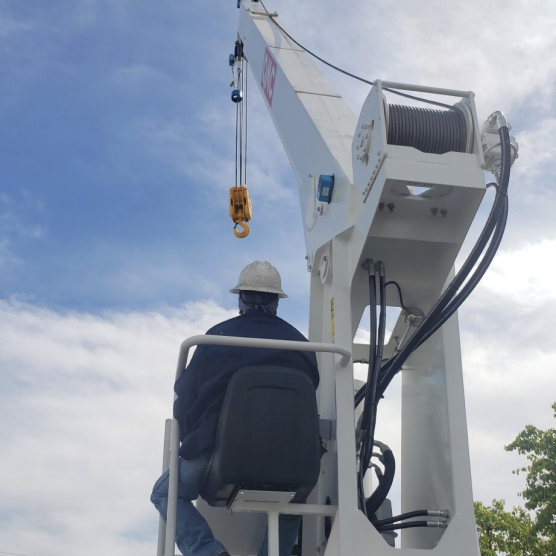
left=235, top=98, right=239, bottom=187
left=244, top=57, right=248, bottom=186
left=239, top=64, right=243, bottom=186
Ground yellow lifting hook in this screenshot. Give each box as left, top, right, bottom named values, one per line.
left=229, top=184, right=252, bottom=238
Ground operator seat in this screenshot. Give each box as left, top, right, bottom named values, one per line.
left=200, top=365, right=321, bottom=507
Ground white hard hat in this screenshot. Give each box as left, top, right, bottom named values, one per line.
left=230, top=261, right=288, bottom=298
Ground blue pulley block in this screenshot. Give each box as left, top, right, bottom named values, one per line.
left=231, top=89, right=243, bottom=103
left=229, top=54, right=235, bottom=67
left=317, top=175, right=335, bottom=203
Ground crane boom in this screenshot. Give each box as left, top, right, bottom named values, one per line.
left=238, top=6, right=358, bottom=255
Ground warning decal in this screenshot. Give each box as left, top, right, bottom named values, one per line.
left=261, top=48, right=277, bottom=107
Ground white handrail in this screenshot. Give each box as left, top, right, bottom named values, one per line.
left=379, top=79, right=472, bottom=98
left=174, top=335, right=352, bottom=380
left=163, top=335, right=352, bottom=556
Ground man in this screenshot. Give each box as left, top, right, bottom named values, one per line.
left=151, top=261, right=320, bottom=556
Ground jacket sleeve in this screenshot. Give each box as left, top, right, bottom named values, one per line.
left=307, top=351, right=320, bottom=388
left=173, top=344, right=206, bottom=438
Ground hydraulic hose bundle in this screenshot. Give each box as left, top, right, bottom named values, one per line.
left=355, top=123, right=513, bottom=530
left=357, top=260, right=386, bottom=515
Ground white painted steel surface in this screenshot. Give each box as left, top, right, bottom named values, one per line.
left=157, top=419, right=173, bottom=556
left=380, top=81, right=473, bottom=98
left=175, top=336, right=351, bottom=380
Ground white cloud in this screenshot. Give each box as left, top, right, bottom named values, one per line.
left=513, top=118, right=556, bottom=183
left=0, top=299, right=236, bottom=556
left=479, top=238, right=556, bottom=306
left=0, top=16, right=33, bottom=39
left=269, top=0, right=556, bottom=119
left=460, top=290, right=556, bottom=508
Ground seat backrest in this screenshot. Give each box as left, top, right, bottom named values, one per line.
left=201, top=365, right=321, bottom=506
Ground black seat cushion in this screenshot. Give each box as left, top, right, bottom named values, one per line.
left=200, top=366, right=321, bottom=506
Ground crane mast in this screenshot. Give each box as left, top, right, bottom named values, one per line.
left=235, top=3, right=505, bottom=554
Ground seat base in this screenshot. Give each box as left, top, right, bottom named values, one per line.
left=230, top=489, right=295, bottom=510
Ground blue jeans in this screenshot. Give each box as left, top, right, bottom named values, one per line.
left=151, top=456, right=302, bottom=556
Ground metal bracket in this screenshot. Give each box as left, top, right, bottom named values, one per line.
left=248, top=9, right=278, bottom=16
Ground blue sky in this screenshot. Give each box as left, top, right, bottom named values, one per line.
left=1, top=0, right=307, bottom=317
left=2, top=1, right=556, bottom=555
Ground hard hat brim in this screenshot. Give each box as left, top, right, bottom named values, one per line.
left=230, top=285, right=288, bottom=298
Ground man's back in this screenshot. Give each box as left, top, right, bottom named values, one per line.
left=174, top=309, right=319, bottom=459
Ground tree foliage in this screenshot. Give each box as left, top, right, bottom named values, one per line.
left=474, top=500, right=550, bottom=555
left=505, top=402, right=556, bottom=544
left=474, top=402, right=555, bottom=555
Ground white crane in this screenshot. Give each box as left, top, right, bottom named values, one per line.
left=157, top=3, right=518, bottom=555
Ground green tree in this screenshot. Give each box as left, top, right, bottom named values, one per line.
left=506, top=402, right=556, bottom=549
left=474, top=499, right=549, bottom=555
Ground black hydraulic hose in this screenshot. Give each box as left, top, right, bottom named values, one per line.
left=428, top=133, right=511, bottom=339
left=358, top=269, right=377, bottom=514
left=376, top=126, right=512, bottom=396
left=385, top=280, right=409, bottom=311
left=357, top=470, right=367, bottom=515
left=360, top=270, right=377, bottom=450
left=376, top=271, right=387, bottom=366
left=372, top=510, right=429, bottom=526
left=365, top=448, right=395, bottom=516
left=375, top=521, right=433, bottom=532
left=416, top=195, right=508, bottom=348
left=354, top=192, right=506, bottom=410
left=362, top=269, right=387, bottom=476
left=378, top=195, right=501, bottom=383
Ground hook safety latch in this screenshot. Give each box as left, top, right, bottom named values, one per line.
left=229, top=184, right=252, bottom=238
left=234, top=221, right=250, bottom=238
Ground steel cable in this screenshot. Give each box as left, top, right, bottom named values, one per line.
left=387, top=104, right=468, bottom=154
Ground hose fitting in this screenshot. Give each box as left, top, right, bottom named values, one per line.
left=428, top=509, right=451, bottom=519
left=481, top=112, right=518, bottom=182
left=362, top=259, right=375, bottom=276
left=427, top=521, right=448, bottom=529
left=487, top=111, right=510, bottom=131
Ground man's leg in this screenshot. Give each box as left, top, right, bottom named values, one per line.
left=257, top=515, right=302, bottom=556
left=151, top=455, right=227, bottom=556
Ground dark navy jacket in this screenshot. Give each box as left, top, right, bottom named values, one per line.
left=173, top=309, right=320, bottom=460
